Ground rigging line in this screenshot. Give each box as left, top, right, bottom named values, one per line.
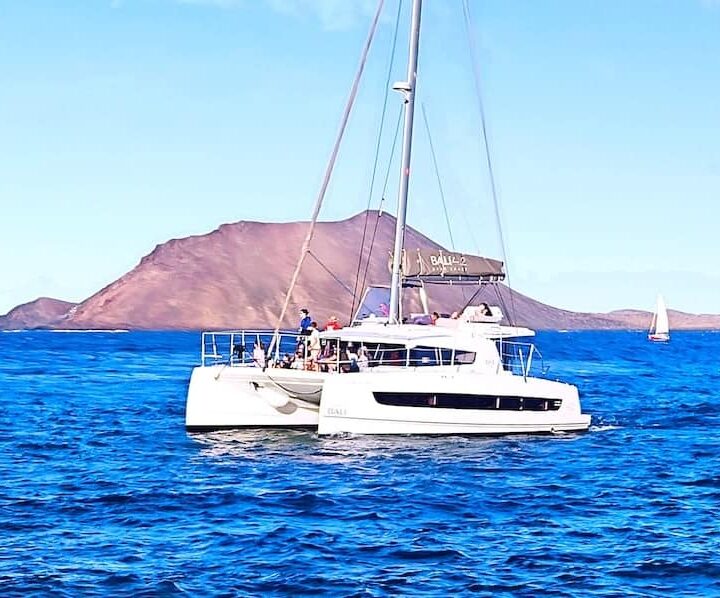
left=307, top=251, right=356, bottom=299
left=270, top=0, right=386, bottom=353
left=421, top=101, right=470, bottom=308
left=462, top=0, right=517, bottom=325
left=355, top=104, right=405, bottom=315
left=458, top=283, right=484, bottom=314
left=421, top=103, right=455, bottom=250
left=492, top=282, right=512, bottom=326
left=380, top=104, right=405, bottom=201
left=351, top=0, right=404, bottom=322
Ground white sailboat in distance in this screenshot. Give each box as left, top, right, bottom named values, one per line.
left=648, top=294, right=670, bottom=342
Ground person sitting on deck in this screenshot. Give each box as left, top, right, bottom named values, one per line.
left=317, top=341, right=337, bottom=372
left=356, top=346, right=369, bottom=371
left=252, top=341, right=267, bottom=369
left=346, top=350, right=360, bottom=373
left=291, top=347, right=306, bottom=370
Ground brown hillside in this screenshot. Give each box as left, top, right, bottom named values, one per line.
left=604, top=309, right=720, bottom=331
left=0, top=297, right=76, bottom=330
left=8, top=211, right=720, bottom=331
left=63, top=211, right=450, bottom=330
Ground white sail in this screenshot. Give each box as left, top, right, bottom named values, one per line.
left=654, top=295, right=669, bottom=335
left=648, top=294, right=670, bottom=341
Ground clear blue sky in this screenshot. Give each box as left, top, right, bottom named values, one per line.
left=1, top=0, right=719, bottom=316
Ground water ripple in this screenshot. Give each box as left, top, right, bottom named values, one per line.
left=1, top=330, right=719, bottom=595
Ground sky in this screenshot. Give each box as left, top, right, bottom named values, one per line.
left=1, top=0, right=719, bottom=316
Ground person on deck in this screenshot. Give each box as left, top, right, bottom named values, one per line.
left=298, top=308, right=312, bottom=335
left=325, top=315, right=342, bottom=331
left=291, top=348, right=305, bottom=370
left=431, top=311, right=440, bottom=325
left=252, top=341, right=267, bottom=369
left=356, top=347, right=369, bottom=371
left=307, top=322, right=321, bottom=369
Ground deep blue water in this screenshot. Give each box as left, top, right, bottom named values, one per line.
left=1, top=330, right=719, bottom=597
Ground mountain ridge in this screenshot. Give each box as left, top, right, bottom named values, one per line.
left=2, top=211, right=719, bottom=331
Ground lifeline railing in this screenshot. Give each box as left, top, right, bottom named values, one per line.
left=200, top=331, right=548, bottom=380
left=200, top=330, right=365, bottom=372
left=497, top=340, right=546, bottom=379
left=201, top=330, right=303, bottom=367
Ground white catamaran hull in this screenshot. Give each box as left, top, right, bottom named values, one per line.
left=317, top=370, right=589, bottom=435
left=185, top=365, right=324, bottom=431
left=186, top=363, right=590, bottom=435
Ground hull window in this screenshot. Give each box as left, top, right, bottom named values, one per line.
left=373, top=393, right=561, bottom=411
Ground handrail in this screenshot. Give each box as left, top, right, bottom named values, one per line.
left=498, top=340, right=545, bottom=379
left=198, top=330, right=548, bottom=379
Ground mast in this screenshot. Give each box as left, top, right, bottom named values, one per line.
left=388, top=0, right=422, bottom=324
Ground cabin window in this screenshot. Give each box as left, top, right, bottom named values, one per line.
left=409, top=347, right=440, bottom=366
left=373, top=393, right=561, bottom=411
left=498, top=397, right=522, bottom=410
left=366, top=343, right=408, bottom=366
left=453, top=350, right=475, bottom=365
left=523, top=398, right=549, bottom=411
left=408, top=347, right=475, bottom=366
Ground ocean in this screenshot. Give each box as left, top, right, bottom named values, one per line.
left=1, top=330, right=719, bottom=596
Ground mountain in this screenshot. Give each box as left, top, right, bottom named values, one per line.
left=2, top=211, right=719, bottom=330
left=0, top=297, right=76, bottom=330
left=55, top=210, right=441, bottom=330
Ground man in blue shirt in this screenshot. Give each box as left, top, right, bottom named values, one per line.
left=298, top=308, right=312, bottom=335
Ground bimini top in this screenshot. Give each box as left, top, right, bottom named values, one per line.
left=395, top=249, right=505, bottom=283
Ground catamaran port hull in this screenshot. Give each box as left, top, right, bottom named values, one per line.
left=185, top=365, right=323, bottom=431
left=317, top=371, right=590, bottom=435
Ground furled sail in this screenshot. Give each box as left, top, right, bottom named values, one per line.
left=390, top=249, right=505, bottom=281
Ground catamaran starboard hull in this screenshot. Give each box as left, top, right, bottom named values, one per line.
left=317, top=371, right=590, bottom=435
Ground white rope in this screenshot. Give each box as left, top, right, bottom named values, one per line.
left=269, top=0, right=386, bottom=355
left=462, top=0, right=517, bottom=324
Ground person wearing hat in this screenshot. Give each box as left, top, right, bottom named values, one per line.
left=298, top=308, right=312, bottom=335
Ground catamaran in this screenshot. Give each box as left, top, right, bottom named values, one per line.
left=185, top=0, right=591, bottom=435
left=648, top=294, right=670, bottom=342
